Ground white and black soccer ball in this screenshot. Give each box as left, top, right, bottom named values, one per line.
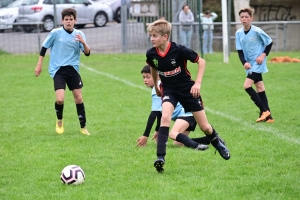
left=60, top=165, right=85, bottom=185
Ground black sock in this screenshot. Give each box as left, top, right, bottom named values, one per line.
left=176, top=133, right=199, bottom=148
left=76, top=103, right=86, bottom=128
left=258, top=91, right=270, bottom=112
left=205, top=128, right=219, bottom=146
left=157, top=127, right=169, bottom=158
left=245, top=87, right=266, bottom=112
left=191, top=136, right=211, bottom=145
left=55, top=102, right=64, bottom=120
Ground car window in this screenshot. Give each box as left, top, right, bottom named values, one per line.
left=0, top=0, right=16, bottom=8
left=69, top=0, right=87, bottom=4
left=7, top=0, right=24, bottom=7
left=21, top=0, right=40, bottom=5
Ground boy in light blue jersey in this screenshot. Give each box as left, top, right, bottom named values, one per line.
left=235, top=7, right=274, bottom=123
left=136, top=65, right=224, bottom=149
left=35, top=8, right=91, bottom=135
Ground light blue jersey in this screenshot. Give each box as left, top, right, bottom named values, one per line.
left=235, top=25, right=272, bottom=74
left=42, top=27, right=86, bottom=78
left=151, top=85, right=193, bottom=121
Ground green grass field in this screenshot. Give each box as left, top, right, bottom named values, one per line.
left=0, top=52, right=299, bottom=199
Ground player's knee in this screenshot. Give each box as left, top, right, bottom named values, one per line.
left=199, top=124, right=211, bottom=133
left=74, top=97, right=83, bottom=104
left=56, top=100, right=64, bottom=105
left=161, top=114, right=172, bottom=125
left=169, top=131, right=178, bottom=140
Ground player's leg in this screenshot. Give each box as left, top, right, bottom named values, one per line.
left=170, top=117, right=208, bottom=150
left=154, top=101, right=174, bottom=172
left=68, top=68, right=90, bottom=135
left=203, top=30, right=208, bottom=54
left=192, top=110, right=230, bottom=160
left=53, top=68, right=67, bottom=134
left=255, top=79, right=274, bottom=122
left=244, top=72, right=270, bottom=122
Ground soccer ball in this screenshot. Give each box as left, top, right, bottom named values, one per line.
left=60, top=165, right=85, bottom=185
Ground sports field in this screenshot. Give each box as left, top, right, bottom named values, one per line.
left=0, top=52, right=299, bottom=199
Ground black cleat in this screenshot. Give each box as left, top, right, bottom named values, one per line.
left=216, top=133, right=226, bottom=146
left=212, top=141, right=230, bottom=160
left=154, top=157, right=165, bottom=173
left=195, top=144, right=209, bottom=151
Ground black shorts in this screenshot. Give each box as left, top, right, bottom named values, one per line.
left=247, top=72, right=263, bottom=83
left=177, top=116, right=197, bottom=131
left=53, top=66, right=83, bottom=91
left=161, top=87, right=204, bottom=112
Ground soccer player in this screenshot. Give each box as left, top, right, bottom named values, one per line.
left=34, top=8, right=91, bottom=135
left=146, top=19, right=230, bottom=172
left=136, top=65, right=225, bottom=149
left=235, top=7, right=274, bottom=123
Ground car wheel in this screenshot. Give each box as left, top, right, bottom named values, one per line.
left=94, top=11, right=108, bottom=27
left=23, top=25, right=35, bottom=33
left=42, top=16, right=54, bottom=32
left=0, top=29, right=4, bottom=33
left=115, top=7, right=121, bottom=23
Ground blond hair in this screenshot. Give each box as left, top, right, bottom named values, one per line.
left=239, top=7, right=255, bottom=17
left=147, top=19, right=171, bottom=39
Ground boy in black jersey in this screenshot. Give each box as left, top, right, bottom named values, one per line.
left=146, top=19, right=230, bottom=172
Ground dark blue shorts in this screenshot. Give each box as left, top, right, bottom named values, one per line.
left=53, top=66, right=83, bottom=91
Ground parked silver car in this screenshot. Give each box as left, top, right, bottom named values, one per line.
left=17, top=0, right=113, bottom=33
left=93, top=0, right=130, bottom=23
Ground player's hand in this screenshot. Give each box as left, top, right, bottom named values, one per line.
left=190, top=83, right=201, bottom=98
left=244, top=62, right=251, bottom=70
left=151, top=131, right=158, bottom=143
left=136, top=136, right=148, bottom=147
left=155, top=87, right=162, bottom=97
left=75, top=34, right=84, bottom=44
left=35, top=65, right=42, bottom=77
left=256, top=54, right=265, bottom=65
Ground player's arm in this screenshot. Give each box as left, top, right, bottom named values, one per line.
left=76, top=34, right=90, bottom=56
left=256, top=42, right=273, bottom=64
left=35, top=46, right=48, bottom=77
left=237, top=50, right=251, bottom=69
left=150, top=67, right=162, bottom=97
left=136, top=111, right=161, bottom=147
left=191, top=57, right=205, bottom=98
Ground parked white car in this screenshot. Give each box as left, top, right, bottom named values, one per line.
left=93, top=0, right=131, bottom=23
left=17, top=0, right=113, bottom=33
left=0, top=0, right=23, bottom=32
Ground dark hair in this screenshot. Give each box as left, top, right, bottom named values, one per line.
left=239, top=7, right=255, bottom=17
left=141, top=65, right=150, bottom=73
left=61, top=8, right=77, bottom=20
left=205, top=10, right=211, bottom=15
left=182, top=5, right=188, bottom=10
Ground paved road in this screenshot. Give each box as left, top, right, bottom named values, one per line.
left=0, top=22, right=149, bottom=54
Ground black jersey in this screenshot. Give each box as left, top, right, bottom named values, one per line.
left=146, top=42, right=199, bottom=90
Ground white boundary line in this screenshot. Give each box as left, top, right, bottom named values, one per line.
left=81, top=63, right=300, bottom=145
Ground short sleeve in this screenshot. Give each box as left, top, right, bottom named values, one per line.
left=235, top=31, right=242, bottom=50
left=258, top=29, right=272, bottom=46
left=42, top=30, right=55, bottom=48
left=180, top=44, right=199, bottom=63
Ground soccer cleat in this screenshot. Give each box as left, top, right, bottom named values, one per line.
left=212, top=140, right=230, bottom=160
left=56, top=120, right=64, bottom=134
left=195, top=144, right=209, bottom=151
left=216, top=133, right=226, bottom=146
left=80, top=127, right=90, bottom=136
left=265, top=115, right=274, bottom=123
left=256, top=110, right=271, bottom=122
left=154, top=157, right=165, bottom=173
